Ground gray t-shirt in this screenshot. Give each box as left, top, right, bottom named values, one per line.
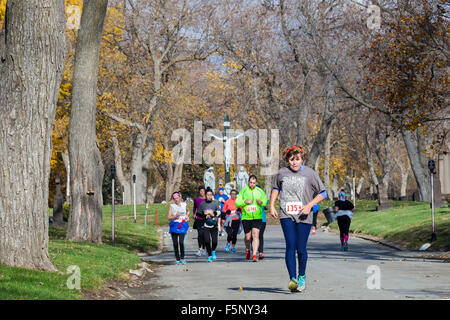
left=273, top=166, right=326, bottom=224
left=196, top=200, right=221, bottom=220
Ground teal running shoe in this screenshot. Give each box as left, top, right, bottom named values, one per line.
left=225, top=243, right=230, bottom=252
left=207, top=256, right=213, bottom=262
left=181, top=259, right=186, bottom=265
left=230, top=248, right=236, bottom=253
left=176, top=261, right=181, bottom=265
left=212, top=251, right=217, bottom=260
left=297, top=275, right=306, bottom=292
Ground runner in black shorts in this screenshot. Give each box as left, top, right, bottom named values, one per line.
left=242, top=219, right=263, bottom=234
left=235, top=175, right=267, bottom=262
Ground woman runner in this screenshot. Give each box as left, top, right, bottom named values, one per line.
left=334, top=198, right=355, bottom=251
left=270, top=145, right=327, bottom=292
left=193, top=186, right=206, bottom=257
left=167, top=192, right=190, bottom=265
left=196, top=188, right=221, bottom=262
left=222, top=189, right=241, bottom=253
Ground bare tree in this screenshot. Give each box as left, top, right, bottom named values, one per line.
left=104, top=0, right=215, bottom=204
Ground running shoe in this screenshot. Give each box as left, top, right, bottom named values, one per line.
left=202, top=249, right=206, bottom=256
left=181, top=260, right=186, bottom=265
left=340, top=245, right=345, bottom=251
left=252, top=255, right=258, bottom=262
left=207, top=256, right=213, bottom=262
left=297, top=275, right=306, bottom=292
left=231, top=248, right=236, bottom=253
left=176, top=261, right=181, bottom=265
left=225, top=243, right=230, bottom=252
left=196, top=249, right=202, bottom=257
left=245, top=249, right=251, bottom=260
left=212, top=251, right=217, bottom=260
left=311, top=226, right=316, bottom=235
left=259, top=253, right=265, bottom=260
left=288, top=278, right=299, bottom=292
left=344, top=242, right=348, bottom=251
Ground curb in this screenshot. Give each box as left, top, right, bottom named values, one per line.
left=326, top=227, right=448, bottom=261
left=350, top=233, right=408, bottom=251
left=325, top=226, right=408, bottom=251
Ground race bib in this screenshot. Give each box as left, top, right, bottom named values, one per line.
left=175, top=211, right=186, bottom=223
left=285, top=202, right=303, bottom=215
left=247, top=205, right=257, bottom=213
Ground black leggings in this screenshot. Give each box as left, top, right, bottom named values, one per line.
left=194, top=219, right=205, bottom=249
left=258, top=222, right=266, bottom=253
left=337, top=215, right=351, bottom=238
left=312, top=211, right=318, bottom=228
left=203, top=227, right=218, bottom=256
left=225, top=219, right=241, bottom=245
left=171, top=233, right=186, bottom=261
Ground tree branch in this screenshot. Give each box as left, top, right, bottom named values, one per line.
left=100, top=110, right=145, bottom=132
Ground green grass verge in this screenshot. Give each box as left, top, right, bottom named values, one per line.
left=322, top=200, right=450, bottom=251
left=0, top=204, right=166, bottom=300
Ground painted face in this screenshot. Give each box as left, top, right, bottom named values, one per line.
left=288, top=154, right=303, bottom=171
left=248, top=178, right=257, bottom=189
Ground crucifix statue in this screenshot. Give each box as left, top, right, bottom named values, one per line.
left=206, top=114, right=245, bottom=184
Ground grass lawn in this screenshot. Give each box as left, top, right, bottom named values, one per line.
left=0, top=203, right=168, bottom=300
left=320, top=200, right=450, bottom=251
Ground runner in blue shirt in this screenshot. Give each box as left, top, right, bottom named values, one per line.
left=215, top=187, right=229, bottom=237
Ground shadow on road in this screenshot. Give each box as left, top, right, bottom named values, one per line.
left=228, top=287, right=291, bottom=295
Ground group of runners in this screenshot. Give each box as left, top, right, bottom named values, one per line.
left=166, top=144, right=355, bottom=292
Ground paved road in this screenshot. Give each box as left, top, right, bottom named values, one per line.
left=139, top=225, right=449, bottom=300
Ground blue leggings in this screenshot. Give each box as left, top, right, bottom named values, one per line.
left=280, top=218, right=312, bottom=280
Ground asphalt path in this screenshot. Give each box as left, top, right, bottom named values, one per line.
left=139, top=225, right=449, bottom=300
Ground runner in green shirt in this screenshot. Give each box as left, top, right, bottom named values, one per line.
left=235, top=175, right=267, bottom=262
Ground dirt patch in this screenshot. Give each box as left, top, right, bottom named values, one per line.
left=420, top=251, right=450, bottom=263
left=82, top=263, right=166, bottom=300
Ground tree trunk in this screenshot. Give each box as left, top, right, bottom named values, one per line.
left=165, top=162, right=183, bottom=202
left=111, top=131, right=131, bottom=204
left=331, top=176, right=340, bottom=200
left=323, top=124, right=332, bottom=197
left=53, top=176, right=66, bottom=227
left=305, top=78, right=336, bottom=168
left=61, top=150, right=70, bottom=202
left=378, top=138, right=393, bottom=209
left=400, top=168, right=408, bottom=200
left=378, top=178, right=390, bottom=207
left=130, top=132, right=149, bottom=205
left=264, top=175, right=273, bottom=200
left=356, top=177, right=364, bottom=199
left=147, top=183, right=159, bottom=204
left=0, top=0, right=65, bottom=270
left=402, top=129, right=431, bottom=202
left=67, top=0, right=108, bottom=242
left=111, top=130, right=154, bottom=205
